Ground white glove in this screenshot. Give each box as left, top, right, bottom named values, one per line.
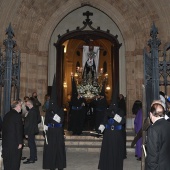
left=113, top=114, right=122, bottom=123
left=44, top=125, right=48, bottom=131
left=53, top=114, right=61, bottom=123
left=98, top=124, right=105, bottom=133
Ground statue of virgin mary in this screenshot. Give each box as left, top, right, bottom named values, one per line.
left=82, top=46, right=100, bottom=86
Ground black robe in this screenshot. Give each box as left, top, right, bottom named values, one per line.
left=2, top=109, right=23, bottom=170
left=90, top=97, right=107, bottom=131
left=98, top=108, right=125, bottom=170
left=69, top=97, right=86, bottom=135
left=118, top=98, right=127, bottom=158
left=43, top=107, right=66, bottom=169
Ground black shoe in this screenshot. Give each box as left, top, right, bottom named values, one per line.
left=21, top=157, right=27, bottom=160
left=27, top=157, right=37, bottom=161
left=137, top=157, right=141, bottom=161
left=23, top=160, right=35, bottom=164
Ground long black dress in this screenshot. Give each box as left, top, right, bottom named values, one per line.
left=2, top=109, right=23, bottom=170
left=91, top=97, right=107, bottom=131
left=69, top=96, right=86, bottom=135
left=98, top=108, right=125, bottom=170
left=43, top=106, right=66, bottom=169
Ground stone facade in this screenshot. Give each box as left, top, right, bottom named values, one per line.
left=0, top=0, right=170, bottom=115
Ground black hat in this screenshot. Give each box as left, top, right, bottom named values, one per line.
left=49, top=74, right=58, bottom=112
left=71, top=77, right=78, bottom=99
left=109, top=82, right=119, bottom=112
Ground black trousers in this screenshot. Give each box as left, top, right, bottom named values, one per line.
left=28, top=134, right=37, bottom=161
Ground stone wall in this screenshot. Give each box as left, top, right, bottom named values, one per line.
left=1, top=0, right=170, bottom=116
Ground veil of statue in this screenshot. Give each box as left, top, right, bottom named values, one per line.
left=82, top=46, right=100, bottom=86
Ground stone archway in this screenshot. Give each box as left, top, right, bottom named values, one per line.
left=48, top=6, right=126, bottom=107
left=55, top=32, right=121, bottom=107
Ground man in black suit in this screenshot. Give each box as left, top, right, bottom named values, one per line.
left=145, top=101, right=170, bottom=169
left=2, top=100, right=23, bottom=170
left=23, top=100, right=39, bottom=164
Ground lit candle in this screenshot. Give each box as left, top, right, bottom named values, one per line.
left=105, top=73, right=108, bottom=78
left=74, top=72, right=78, bottom=77
left=100, top=68, right=103, bottom=73
left=71, top=72, right=73, bottom=77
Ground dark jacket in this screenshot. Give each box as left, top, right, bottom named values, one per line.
left=2, top=109, right=23, bottom=170
left=145, top=118, right=170, bottom=170
left=24, top=107, right=39, bottom=135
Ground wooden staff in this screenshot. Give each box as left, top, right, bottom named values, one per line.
left=41, top=116, right=48, bottom=145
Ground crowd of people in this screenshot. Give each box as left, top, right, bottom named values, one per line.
left=2, top=92, right=42, bottom=168
left=2, top=86, right=170, bottom=170
left=1, top=75, right=67, bottom=170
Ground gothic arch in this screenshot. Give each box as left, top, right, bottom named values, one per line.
left=53, top=10, right=122, bottom=107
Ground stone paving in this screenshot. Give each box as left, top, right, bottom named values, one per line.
left=20, top=149, right=141, bottom=170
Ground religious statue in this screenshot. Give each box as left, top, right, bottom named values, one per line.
left=82, top=46, right=99, bottom=86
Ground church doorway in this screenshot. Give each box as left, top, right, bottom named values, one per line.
left=48, top=6, right=126, bottom=130
left=60, top=37, right=119, bottom=130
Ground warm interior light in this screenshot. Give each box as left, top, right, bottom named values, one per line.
left=63, top=81, right=67, bottom=88
left=63, top=40, right=69, bottom=53
left=106, top=85, right=111, bottom=90
left=74, top=73, right=78, bottom=77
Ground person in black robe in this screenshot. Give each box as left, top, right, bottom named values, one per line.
left=98, top=83, right=125, bottom=170
left=98, top=102, right=125, bottom=170
left=90, top=94, right=107, bottom=132
left=2, top=100, right=23, bottom=170
left=69, top=77, right=86, bottom=135
left=69, top=93, right=86, bottom=135
left=43, top=102, right=66, bottom=170
left=43, top=75, right=66, bottom=170
left=118, top=94, right=127, bottom=159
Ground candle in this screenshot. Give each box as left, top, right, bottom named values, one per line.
left=105, top=73, right=108, bottom=78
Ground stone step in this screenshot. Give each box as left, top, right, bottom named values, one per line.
left=34, top=138, right=134, bottom=146
left=27, top=145, right=135, bottom=153
left=23, top=129, right=136, bottom=152
left=24, top=130, right=135, bottom=153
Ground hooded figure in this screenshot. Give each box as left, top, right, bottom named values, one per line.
left=98, top=83, right=125, bottom=170
left=69, top=77, right=86, bottom=135
left=90, top=82, right=107, bottom=131
left=43, top=75, right=66, bottom=170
